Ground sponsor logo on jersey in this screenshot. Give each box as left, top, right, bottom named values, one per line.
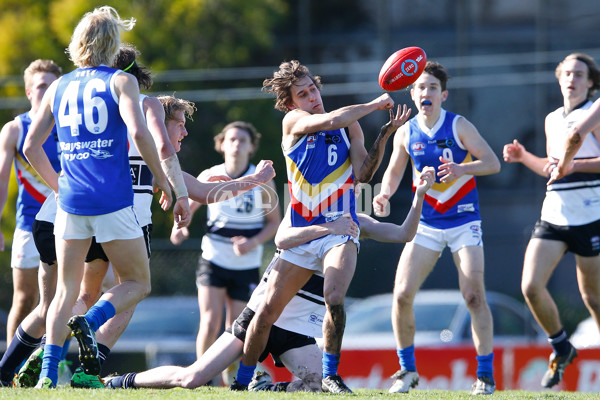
left=458, top=203, right=475, bottom=213
left=437, top=138, right=456, bottom=148
left=306, top=134, right=317, bottom=149
left=325, top=135, right=342, bottom=144
left=60, top=139, right=114, bottom=162
left=412, top=142, right=426, bottom=151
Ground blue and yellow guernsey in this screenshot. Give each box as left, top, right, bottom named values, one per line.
left=284, top=128, right=358, bottom=228
left=405, top=109, right=480, bottom=229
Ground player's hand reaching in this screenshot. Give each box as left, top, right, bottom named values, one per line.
left=373, top=193, right=391, bottom=217
left=380, top=105, right=412, bottom=138
left=503, top=139, right=526, bottom=163
left=437, top=156, right=465, bottom=184
left=415, top=166, right=435, bottom=197
left=253, top=160, right=276, bottom=184
left=327, top=213, right=359, bottom=238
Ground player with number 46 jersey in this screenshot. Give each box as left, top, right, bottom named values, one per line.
left=53, top=66, right=132, bottom=215
left=23, top=6, right=174, bottom=389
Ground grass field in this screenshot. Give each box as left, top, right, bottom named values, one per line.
left=0, top=387, right=599, bottom=399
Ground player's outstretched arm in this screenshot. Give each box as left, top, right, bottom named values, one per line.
left=503, top=139, right=549, bottom=177
left=275, top=210, right=358, bottom=250
left=285, top=93, right=395, bottom=139
left=362, top=166, right=434, bottom=242
left=352, top=105, right=412, bottom=183
left=184, top=160, right=275, bottom=205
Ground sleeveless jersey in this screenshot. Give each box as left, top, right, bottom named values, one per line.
left=201, top=164, right=264, bottom=270
left=52, top=66, right=133, bottom=215
left=543, top=101, right=600, bottom=226
left=404, top=109, right=480, bottom=229
left=247, top=254, right=324, bottom=338
left=14, top=112, right=61, bottom=230
left=284, top=128, right=358, bottom=228
left=127, top=94, right=153, bottom=227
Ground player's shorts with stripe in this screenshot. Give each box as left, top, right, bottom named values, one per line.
left=531, top=219, right=600, bottom=257
left=196, top=257, right=258, bottom=302
left=227, top=307, right=316, bottom=367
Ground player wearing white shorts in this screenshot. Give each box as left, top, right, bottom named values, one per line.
left=104, top=170, right=433, bottom=391
left=507, top=52, right=600, bottom=388
left=0, top=60, right=61, bottom=355
left=374, top=61, right=500, bottom=395
left=234, top=60, right=411, bottom=394
left=23, top=7, right=177, bottom=389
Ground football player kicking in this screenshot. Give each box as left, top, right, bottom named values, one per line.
left=105, top=167, right=434, bottom=391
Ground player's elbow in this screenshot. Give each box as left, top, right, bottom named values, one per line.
left=490, top=157, right=501, bottom=174
left=568, top=130, right=583, bottom=146
left=274, top=235, right=291, bottom=250
left=23, top=140, right=34, bottom=160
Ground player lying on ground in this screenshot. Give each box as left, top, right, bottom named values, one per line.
left=105, top=168, right=434, bottom=391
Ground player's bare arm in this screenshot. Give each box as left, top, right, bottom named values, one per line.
left=0, top=119, right=20, bottom=251
left=503, top=138, right=549, bottom=177
left=351, top=105, right=411, bottom=183
left=144, top=97, right=191, bottom=227
left=115, top=73, right=172, bottom=210
left=364, top=166, right=434, bottom=243
left=23, top=81, right=59, bottom=192
left=275, top=212, right=359, bottom=250
left=183, top=160, right=275, bottom=205
left=282, top=94, right=395, bottom=150
left=437, top=117, right=500, bottom=183
left=373, top=125, right=411, bottom=217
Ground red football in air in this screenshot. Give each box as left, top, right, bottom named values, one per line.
left=378, top=47, right=427, bottom=91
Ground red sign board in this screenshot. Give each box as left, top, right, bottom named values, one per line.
left=262, top=345, right=600, bottom=392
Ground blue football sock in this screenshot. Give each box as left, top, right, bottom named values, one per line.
left=235, top=362, right=256, bottom=386
left=322, top=352, right=339, bottom=378
left=398, top=345, right=416, bottom=372
left=39, top=344, right=62, bottom=385
left=476, top=352, right=494, bottom=380
left=84, top=300, right=116, bottom=332
left=0, top=325, right=42, bottom=382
